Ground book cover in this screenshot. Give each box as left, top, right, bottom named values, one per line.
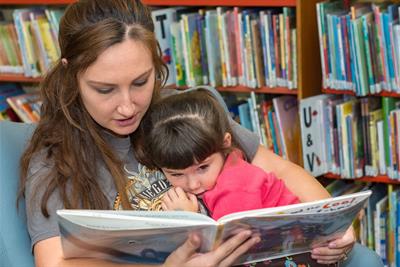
left=272, top=95, right=300, bottom=164
left=151, top=7, right=183, bottom=85
left=299, top=94, right=336, bottom=176
left=57, top=191, right=371, bottom=265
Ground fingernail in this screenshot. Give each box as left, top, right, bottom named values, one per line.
left=329, top=242, right=337, bottom=248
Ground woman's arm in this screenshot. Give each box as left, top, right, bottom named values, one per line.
left=251, top=145, right=330, bottom=202
left=252, top=145, right=356, bottom=265
left=34, top=232, right=259, bottom=267
left=34, top=237, right=154, bottom=267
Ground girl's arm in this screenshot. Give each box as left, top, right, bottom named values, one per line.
left=34, top=232, right=259, bottom=267
left=251, top=145, right=330, bottom=202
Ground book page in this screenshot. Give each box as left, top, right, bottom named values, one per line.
left=58, top=210, right=217, bottom=264
left=57, top=210, right=216, bottom=230
left=217, top=190, right=371, bottom=265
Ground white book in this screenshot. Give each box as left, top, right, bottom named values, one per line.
left=377, top=120, right=386, bottom=175
left=57, top=191, right=371, bottom=266
left=151, top=8, right=184, bottom=85
left=299, top=94, right=336, bottom=176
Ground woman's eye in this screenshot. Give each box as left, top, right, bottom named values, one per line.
left=133, top=79, right=148, bottom=87
left=96, top=87, right=114, bottom=94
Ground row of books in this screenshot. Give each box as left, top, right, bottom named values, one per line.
left=224, top=93, right=300, bottom=165
left=0, top=8, right=63, bottom=77
left=325, top=180, right=399, bottom=267
left=300, top=94, right=400, bottom=180
left=317, top=1, right=400, bottom=95
left=0, top=83, right=41, bottom=122
left=152, top=6, right=297, bottom=89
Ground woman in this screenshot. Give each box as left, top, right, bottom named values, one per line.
left=18, top=0, right=379, bottom=266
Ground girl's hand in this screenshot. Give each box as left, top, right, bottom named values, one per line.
left=161, top=187, right=199, bottom=212
left=311, top=226, right=356, bottom=264
left=163, top=231, right=260, bottom=267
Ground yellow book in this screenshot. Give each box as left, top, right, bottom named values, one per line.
left=38, top=17, right=59, bottom=66
left=18, top=12, right=39, bottom=76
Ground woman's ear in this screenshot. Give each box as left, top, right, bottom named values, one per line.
left=223, top=133, right=232, bottom=148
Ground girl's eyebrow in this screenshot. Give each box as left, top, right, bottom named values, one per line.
left=86, top=68, right=153, bottom=86
left=162, top=169, right=183, bottom=174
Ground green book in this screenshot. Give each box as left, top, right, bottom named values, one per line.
left=381, top=97, right=399, bottom=166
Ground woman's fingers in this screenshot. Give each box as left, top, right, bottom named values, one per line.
left=218, top=233, right=260, bottom=267
left=328, top=226, right=356, bottom=250
left=163, top=233, right=203, bottom=267
left=210, top=230, right=255, bottom=266
left=311, top=246, right=347, bottom=264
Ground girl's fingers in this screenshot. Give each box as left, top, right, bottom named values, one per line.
left=167, top=188, right=179, bottom=200
left=175, top=187, right=189, bottom=199
left=161, top=202, right=169, bottom=211
left=188, top=193, right=197, bottom=203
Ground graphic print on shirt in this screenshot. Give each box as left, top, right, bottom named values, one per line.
left=114, top=163, right=171, bottom=211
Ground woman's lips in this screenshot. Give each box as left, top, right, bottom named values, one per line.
left=115, top=115, right=136, bottom=127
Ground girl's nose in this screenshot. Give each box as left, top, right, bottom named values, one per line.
left=187, top=177, right=200, bottom=191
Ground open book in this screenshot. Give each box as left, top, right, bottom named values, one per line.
left=57, top=190, right=371, bottom=265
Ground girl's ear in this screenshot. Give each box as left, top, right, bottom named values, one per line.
left=223, top=132, right=232, bottom=148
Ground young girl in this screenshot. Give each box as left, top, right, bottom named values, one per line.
left=134, top=89, right=300, bottom=220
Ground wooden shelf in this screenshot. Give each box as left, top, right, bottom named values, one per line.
left=324, top=173, right=400, bottom=184
left=217, top=86, right=297, bottom=94
left=144, top=0, right=296, bottom=7
left=164, top=84, right=297, bottom=94
left=0, top=74, right=42, bottom=83
left=322, top=88, right=400, bottom=98
left=1, top=0, right=296, bottom=6
left=0, top=0, right=74, bottom=4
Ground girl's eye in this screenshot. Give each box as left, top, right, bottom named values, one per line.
left=133, top=79, right=148, bottom=87
left=171, top=173, right=183, bottom=177
left=198, top=165, right=209, bottom=171
left=96, top=87, right=114, bottom=94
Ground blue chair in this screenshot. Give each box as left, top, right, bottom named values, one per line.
left=0, top=121, right=35, bottom=267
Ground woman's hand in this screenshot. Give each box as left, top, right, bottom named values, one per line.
left=163, top=231, right=260, bottom=267
left=311, top=226, right=356, bottom=264
left=161, top=187, right=199, bottom=212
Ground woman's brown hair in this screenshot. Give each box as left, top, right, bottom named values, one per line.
left=19, top=0, right=168, bottom=216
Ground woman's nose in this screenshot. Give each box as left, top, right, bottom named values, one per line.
left=117, top=91, right=135, bottom=116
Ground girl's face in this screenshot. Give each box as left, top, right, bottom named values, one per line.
left=79, top=39, right=155, bottom=137
left=161, top=133, right=232, bottom=197
left=161, top=152, right=225, bottom=197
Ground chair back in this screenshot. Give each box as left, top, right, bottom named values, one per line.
left=0, top=121, right=35, bottom=267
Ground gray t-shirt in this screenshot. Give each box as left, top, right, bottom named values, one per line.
left=25, top=87, right=260, bottom=248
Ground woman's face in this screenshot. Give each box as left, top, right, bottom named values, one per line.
left=79, top=39, right=155, bottom=137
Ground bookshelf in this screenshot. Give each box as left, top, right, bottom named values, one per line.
left=0, top=0, right=324, bottom=164
left=325, top=173, right=400, bottom=185
left=312, top=1, right=400, bottom=186
left=0, top=0, right=322, bottom=98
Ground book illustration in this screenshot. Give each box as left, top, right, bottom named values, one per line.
left=57, top=191, right=371, bottom=265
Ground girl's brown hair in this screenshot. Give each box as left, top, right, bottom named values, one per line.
left=19, top=0, right=167, bottom=216
left=134, top=89, right=237, bottom=170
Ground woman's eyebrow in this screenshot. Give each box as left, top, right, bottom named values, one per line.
left=86, top=68, right=153, bottom=86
